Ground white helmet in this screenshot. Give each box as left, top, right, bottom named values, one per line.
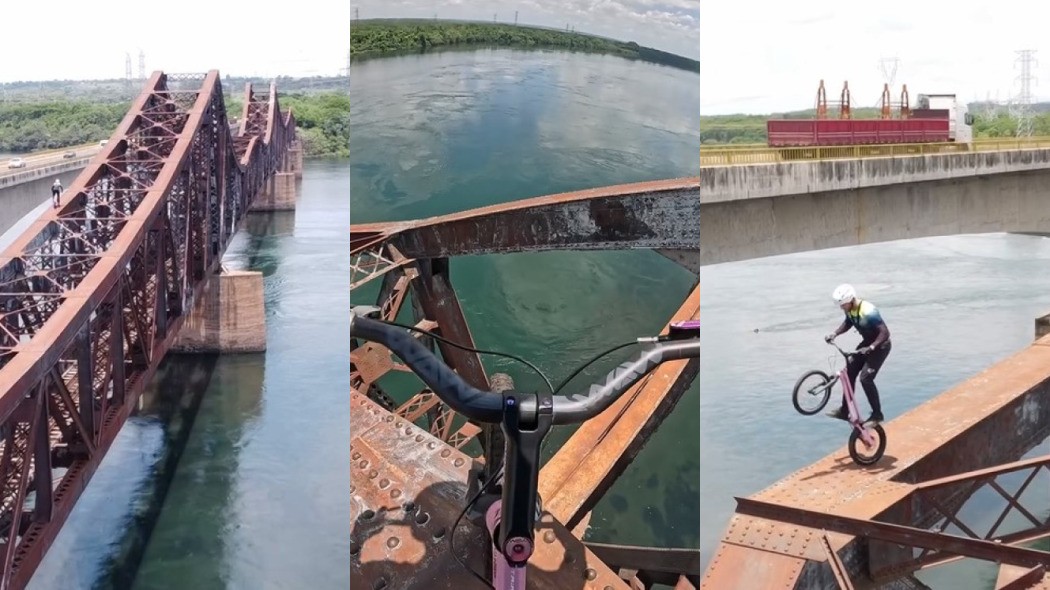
left=832, top=283, right=856, bottom=306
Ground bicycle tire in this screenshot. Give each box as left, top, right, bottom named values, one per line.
left=848, top=424, right=887, bottom=466
left=791, top=369, right=833, bottom=415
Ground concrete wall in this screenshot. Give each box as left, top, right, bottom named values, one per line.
left=701, top=149, right=1050, bottom=265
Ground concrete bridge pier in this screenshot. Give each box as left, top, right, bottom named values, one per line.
left=171, top=269, right=267, bottom=354
left=250, top=171, right=299, bottom=211
left=288, top=139, right=303, bottom=179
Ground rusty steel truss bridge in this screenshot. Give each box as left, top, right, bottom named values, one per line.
left=350, top=178, right=704, bottom=589
left=0, top=70, right=297, bottom=589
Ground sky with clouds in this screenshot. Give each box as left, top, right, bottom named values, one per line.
left=701, top=1, right=1050, bottom=115
left=0, top=0, right=350, bottom=83
left=354, top=0, right=699, bottom=61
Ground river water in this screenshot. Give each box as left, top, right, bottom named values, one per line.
left=349, top=47, right=704, bottom=570
left=25, top=159, right=351, bottom=589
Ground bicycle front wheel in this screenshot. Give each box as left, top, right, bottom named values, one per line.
left=849, top=424, right=887, bottom=466
left=791, top=370, right=833, bottom=415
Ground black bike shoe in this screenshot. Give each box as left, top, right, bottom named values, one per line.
left=865, top=412, right=884, bottom=425
left=825, top=407, right=849, bottom=421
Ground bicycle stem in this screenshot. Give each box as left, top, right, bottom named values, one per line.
left=496, top=390, right=553, bottom=566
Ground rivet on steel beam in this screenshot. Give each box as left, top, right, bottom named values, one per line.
left=543, top=530, right=556, bottom=543
left=391, top=489, right=402, bottom=499
left=426, top=441, right=436, bottom=449
left=351, top=451, right=360, bottom=461
left=584, top=568, right=597, bottom=581
left=359, top=460, right=369, bottom=469
left=405, top=427, right=413, bottom=435
left=369, top=470, right=378, bottom=479
left=361, top=510, right=375, bottom=521
left=385, top=415, right=394, bottom=422
left=386, top=536, right=400, bottom=549
left=432, top=527, right=446, bottom=540
left=395, top=421, right=403, bottom=428
left=379, top=478, right=390, bottom=489
left=415, top=512, right=430, bottom=525
left=373, top=579, right=388, bottom=590
left=402, top=502, right=417, bottom=513
left=441, top=450, right=451, bottom=458
left=454, top=458, right=464, bottom=467
left=415, top=435, right=424, bottom=442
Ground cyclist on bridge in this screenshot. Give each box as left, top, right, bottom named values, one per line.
left=824, top=283, right=890, bottom=425
left=51, top=179, right=62, bottom=208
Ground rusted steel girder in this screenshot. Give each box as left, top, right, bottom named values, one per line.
left=539, top=283, right=700, bottom=531
left=734, top=497, right=1050, bottom=571
left=996, top=564, right=1049, bottom=589
left=352, top=177, right=699, bottom=258
left=702, top=334, right=1050, bottom=589
left=0, top=71, right=295, bottom=588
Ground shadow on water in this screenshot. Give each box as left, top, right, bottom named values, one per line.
left=128, top=354, right=266, bottom=590
left=233, top=211, right=296, bottom=276
left=92, top=354, right=221, bottom=589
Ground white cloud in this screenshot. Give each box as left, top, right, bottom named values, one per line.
left=700, top=0, right=1050, bottom=115
left=0, top=0, right=351, bottom=82
left=354, top=0, right=699, bottom=60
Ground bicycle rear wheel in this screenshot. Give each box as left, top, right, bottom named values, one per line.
left=848, top=424, right=887, bottom=465
left=791, top=370, right=833, bottom=415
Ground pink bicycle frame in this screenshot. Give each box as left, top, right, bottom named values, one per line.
left=486, top=502, right=527, bottom=589
left=836, top=363, right=878, bottom=448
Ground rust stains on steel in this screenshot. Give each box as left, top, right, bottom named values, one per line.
left=0, top=71, right=297, bottom=588
left=352, top=177, right=700, bottom=258
left=702, top=333, right=1050, bottom=589
left=350, top=177, right=701, bottom=588
left=351, top=391, right=633, bottom=590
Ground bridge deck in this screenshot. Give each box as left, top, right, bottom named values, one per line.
left=702, top=334, right=1050, bottom=588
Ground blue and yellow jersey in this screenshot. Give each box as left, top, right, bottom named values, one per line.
left=844, top=299, right=886, bottom=345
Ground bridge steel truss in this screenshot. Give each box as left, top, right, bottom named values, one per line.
left=0, top=70, right=296, bottom=588
left=350, top=178, right=705, bottom=589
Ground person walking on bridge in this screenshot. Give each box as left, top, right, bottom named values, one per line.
left=51, top=179, right=62, bottom=208
left=824, top=283, right=890, bottom=425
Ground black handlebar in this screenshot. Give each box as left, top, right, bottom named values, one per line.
left=349, top=312, right=701, bottom=426
left=350, top=307, right=701, bottom=573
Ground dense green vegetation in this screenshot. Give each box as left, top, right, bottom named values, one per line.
left=700, top=104, right=1050, bottom=145
left=0, top=91, right=348, bottom=157
left=0, top=101, right=128, bottom=152
left=350, top=19, right=700, bottom=73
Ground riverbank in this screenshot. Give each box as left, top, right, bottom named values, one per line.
left=350, top=19, right=700, bottom=74
left=0, top=91, right=348, bottom=157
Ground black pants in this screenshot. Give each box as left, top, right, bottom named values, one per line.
left=839, top=341, right=891, bottom=416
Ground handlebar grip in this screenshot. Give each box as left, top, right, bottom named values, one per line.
left=551, top=339, right=700, bottom=425
left=349, top=313, right=504, bottom=423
